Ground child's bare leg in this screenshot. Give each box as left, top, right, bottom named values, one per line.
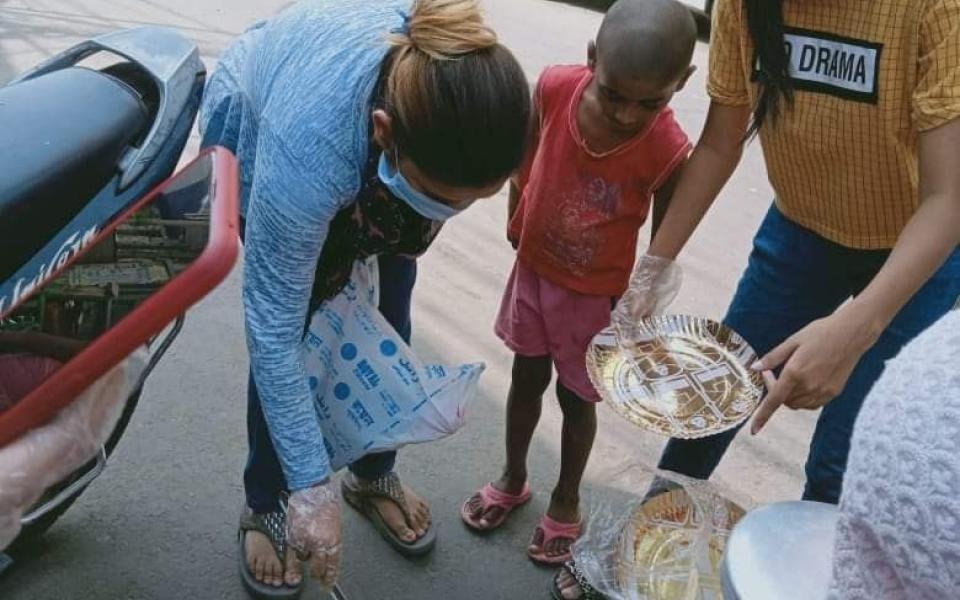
left=465, top=354, right=551, bottom=524
left=497, top=354, right=552, bottom=492
left=549, top=381, right=597, bottom=523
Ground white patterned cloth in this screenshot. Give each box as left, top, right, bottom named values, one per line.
left=828, top=309, right=960, bottom=599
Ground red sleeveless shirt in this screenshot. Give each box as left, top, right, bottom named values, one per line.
left=509, top=65, right=690, bottom=296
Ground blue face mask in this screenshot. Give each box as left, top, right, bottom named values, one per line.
left=377, top=152, right=471, bottom=222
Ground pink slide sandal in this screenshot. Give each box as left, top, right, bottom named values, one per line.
left=461, top=482, right=532, bottom=531
left=528, top=514, right=583, bottom=566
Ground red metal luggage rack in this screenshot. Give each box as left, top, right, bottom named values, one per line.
left=0, top=147, right=240, bottom=448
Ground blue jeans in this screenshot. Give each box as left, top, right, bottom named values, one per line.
left=658, top=205, right=960, bottom=504
left=244, top=254, right=418, bottom=513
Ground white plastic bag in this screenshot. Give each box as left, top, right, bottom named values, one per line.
left=302, top=260, right=483, bottom=472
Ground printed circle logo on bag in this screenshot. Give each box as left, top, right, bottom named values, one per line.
left=334, top=383, right=351, bottom=400
left=380, top=340, right=398, bottom=357
left=341, top=343, right=359, bottom=361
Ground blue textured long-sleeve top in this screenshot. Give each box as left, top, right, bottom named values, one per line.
left=199, top=0, right=406, bottom=490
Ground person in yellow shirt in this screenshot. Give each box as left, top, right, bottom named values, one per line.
left=644, top=0, right=960, bottom=505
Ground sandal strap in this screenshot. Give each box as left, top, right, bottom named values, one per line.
left=565, top=561, right=606, bottom=600
left=537, top=514, right=583, bottom=546
left=352, top=472, right=411, bottom=522
left=240, top=506, right=288, bottom=559
left=479, top=481, right=531, bottom=509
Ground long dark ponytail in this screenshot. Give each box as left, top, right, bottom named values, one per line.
left=745, top=0, right=793, bottom=136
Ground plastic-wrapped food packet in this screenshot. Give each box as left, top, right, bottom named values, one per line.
left=572, top=462, right=751, bottom=600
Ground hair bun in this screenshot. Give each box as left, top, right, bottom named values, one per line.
left=391, top=0, right=497, bottom=60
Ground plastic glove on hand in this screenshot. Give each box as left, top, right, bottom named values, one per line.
left=287, top=481, right=343, bottom=590
left=610, top=255, right=683, bottom=345
left=0, top=351, right=145, bottom=550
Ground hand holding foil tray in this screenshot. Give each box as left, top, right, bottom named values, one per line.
left=587, top=315, right=763, bottom=438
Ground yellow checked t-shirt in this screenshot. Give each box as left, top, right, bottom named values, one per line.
left=710, top=0, right=960, bottom=249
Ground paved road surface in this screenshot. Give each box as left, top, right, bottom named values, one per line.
left=0, top=0, right=813, bottom=598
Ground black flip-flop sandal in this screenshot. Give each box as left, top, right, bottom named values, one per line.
left=550, top=561, right=607, bottom=600
left=341, top=472, right=436, bottom=558
left=238, top=506, right=303, bottom=600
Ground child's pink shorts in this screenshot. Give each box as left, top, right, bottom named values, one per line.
left=495, top=260, right=613, bottom=403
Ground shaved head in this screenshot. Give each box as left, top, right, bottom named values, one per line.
left=596, top=0, right=697, bottom=85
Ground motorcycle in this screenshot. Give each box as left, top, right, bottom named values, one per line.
left=0, top=27, right=239, bottom=571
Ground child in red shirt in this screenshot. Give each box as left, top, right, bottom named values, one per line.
left=461, top=0, right=698, bottom=566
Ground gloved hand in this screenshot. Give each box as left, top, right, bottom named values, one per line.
left=610, top=255, right=683, bottom=344
left=287, top=481, right=342, bottom=590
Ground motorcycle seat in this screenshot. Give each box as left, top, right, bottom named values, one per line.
left=0, top=67, right=148, bottom=282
